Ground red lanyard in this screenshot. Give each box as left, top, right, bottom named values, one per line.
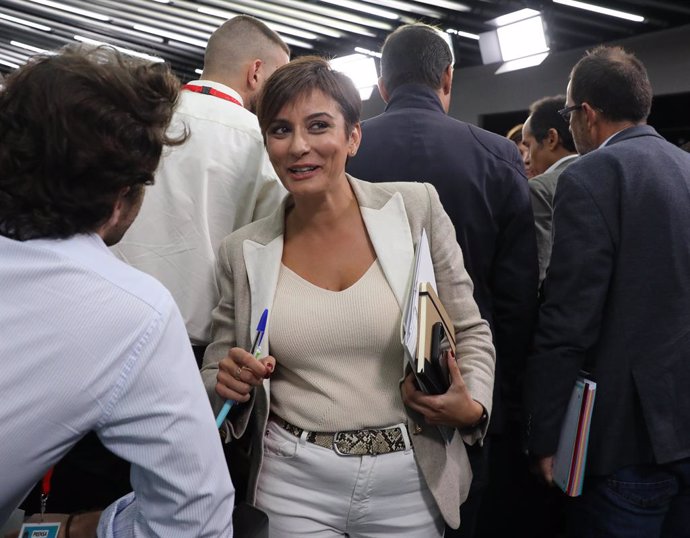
left=182, top=84, right=242, bottom=107
left=40, top=466, right=54, bottom=518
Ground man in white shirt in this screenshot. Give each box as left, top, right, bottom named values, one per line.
left=0, top=46, right=234, bottom=536
left=522, top=96, right=579, bottom=285
left=113, top=15, right=290, bottom=360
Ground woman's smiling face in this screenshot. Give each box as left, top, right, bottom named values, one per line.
left=265, top=89, right=361, bottom=197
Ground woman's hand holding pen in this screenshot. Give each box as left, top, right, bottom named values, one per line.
left=401, top=350, right=485, bottom=429
left=216, top=348, right=276, bottom=404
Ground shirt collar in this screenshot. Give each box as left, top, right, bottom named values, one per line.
left=544, top=153, right=578, bottom=174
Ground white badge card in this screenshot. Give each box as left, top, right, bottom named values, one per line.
left=18, top=522, right=61, bottom=538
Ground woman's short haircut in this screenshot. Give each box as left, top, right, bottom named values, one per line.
left=528, top=95, right=576, bottom=153
left=0, top=45, right=185, bottom=241
left=257, top=56, right=361, bottom=137
left=570, top=45, right=652, bottom=123
left=380, top=23, right=453, bottom=95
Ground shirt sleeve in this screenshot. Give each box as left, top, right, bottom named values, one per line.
left=96, top=298, right=235, bottom=537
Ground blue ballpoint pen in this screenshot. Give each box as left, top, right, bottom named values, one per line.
left=215, top=308, right=268, bottom=428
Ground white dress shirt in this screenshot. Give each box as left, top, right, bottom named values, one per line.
left=112, top=81, right=286, bottom=345
left=0, top=233, right=234, bottom=536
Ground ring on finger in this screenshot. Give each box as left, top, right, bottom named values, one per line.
left=234, top=367, right=243, bottom=380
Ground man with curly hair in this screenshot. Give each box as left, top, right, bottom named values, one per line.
left=0, top=46, right=234, bottom=537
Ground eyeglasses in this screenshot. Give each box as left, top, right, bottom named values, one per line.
left=558, top=104, right=583, bottom=121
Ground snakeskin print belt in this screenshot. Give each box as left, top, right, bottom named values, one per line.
left=278, top=419, right=409, bottom=456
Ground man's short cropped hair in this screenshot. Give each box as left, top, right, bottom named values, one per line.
left=570, top=45, right=652, bottom=123
left=257, top=56, right=361, bottom=137
left=380, top=23, right=453, bottom=95
left=204, top=15, right=290, bottom=72
left=0, top=45, right=184, bottom=241
left=529, top=95, right=576, bottom=152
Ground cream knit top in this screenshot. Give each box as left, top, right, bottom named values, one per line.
left=269, top=260, right=407, bottom=432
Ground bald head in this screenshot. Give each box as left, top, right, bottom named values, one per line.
left=202, top=15, right=290, bottom=111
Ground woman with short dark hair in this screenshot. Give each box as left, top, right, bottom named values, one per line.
left=202, top=56, right=495, bottom=537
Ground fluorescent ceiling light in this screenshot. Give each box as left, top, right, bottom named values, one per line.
left=318, top=0, right=399, bottom=20
left=28, top=0, right=110, bottom=22
left=0, top=58, right=21, bottom=69
left=197, top=6, right=341, bottom=39
left=553, top=0, right=645, bottom=22
left=446, top=28, right=479, bottom=40
left=10, top=41, right=53, bottom=54
left=267, top=24, right=318, bottom=41
left=223, top=0, right=379, bottom=36
left=133, top=24, right=208, bottom=48
left=197, top=6, right=317, bottom=40
left=495, top=52, right=549, bottom=74
left=330, top=53, right=378, bottom=100
left=151, top=0, right=171, bottom=3
left=279, top=36, right=314, bottom=49
left=0, top=13, right=52, bottom=31
left=355, top=47, right=382, bottom=58
left=497, top=16, right=548, bottom=62
left=413, top=0, right=470, bottom=12
left=490, top=8, right=540, bottom=27
left=361, top=0, right=441, bottom=18
left=74, top=35, right=165, bottom=62
left=263, top=0, right=394, bottom=30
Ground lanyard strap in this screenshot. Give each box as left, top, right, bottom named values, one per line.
left=40, top=467, right=54, bottom=518
left=181, top=84, right=242, bottom=107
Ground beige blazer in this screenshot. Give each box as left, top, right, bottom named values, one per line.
left=201, top=176, right=495, bottom=529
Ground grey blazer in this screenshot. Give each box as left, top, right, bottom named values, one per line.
left=529, top=155, right=578, bottom=284
left=201, top=176, right=496, bottom=529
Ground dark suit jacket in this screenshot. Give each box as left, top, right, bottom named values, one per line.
left=348, top=84, right=538, bottom=432
left=525, top=125, right=690, bottom=476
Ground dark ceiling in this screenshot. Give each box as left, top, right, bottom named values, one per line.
left=1, top=0, right=689, bottom=81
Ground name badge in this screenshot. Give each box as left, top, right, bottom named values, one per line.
left=18, top=522, right=61, bottom=538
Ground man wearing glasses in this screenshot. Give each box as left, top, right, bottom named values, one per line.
left=525, top=45, right=690, bottom=537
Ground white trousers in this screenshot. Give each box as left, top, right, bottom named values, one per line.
left=255, top=419, right=445, bottom=537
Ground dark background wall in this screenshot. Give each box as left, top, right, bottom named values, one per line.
left=362, top=24, right=690, bottom=146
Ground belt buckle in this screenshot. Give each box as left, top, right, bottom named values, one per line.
left=332, top=430, right=357, bottom=456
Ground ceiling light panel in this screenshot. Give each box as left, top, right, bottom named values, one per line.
left=0, top=12, right=52, bottom=31
left=412, top=0, right=470, bottom=12
left=133, top=24, right=209, bottom=47
left=446, top=28, right=479, bottom=40
left=316, top=0, right=399, bottom=21
left=255, top=0, right=394, bottom=30
left=27, top=0, right=110, bottom=21
left=196, top=6, right=318, bottom=40
left=74, top=35, right=165, bottom=62
left=0, top=58, right=22, bottom=68
left=553, top=0, right=645, bottom=23
left=10, top=40, right=52, bottom=53
left=357, top=0, right=441, bottom=19
left=207, top=0, right=378, bottom=36
left=198, top=3, right=341, bottom=38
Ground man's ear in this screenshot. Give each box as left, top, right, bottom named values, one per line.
left=582, top=102, right=600, bottom=130
left=377, top=76, right=390, bottom=103
left=102, top=186, right=129, bottom=230
left=246, top=59, right=263, bottom=92
left=545, top=127, right=560, bottom=151
left=441, top=64, right=453, bottom=96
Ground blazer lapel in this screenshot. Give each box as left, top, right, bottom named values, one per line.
left=242, top=203, right=287, bottom=357
left=359, top=190, right=415, bottom=310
